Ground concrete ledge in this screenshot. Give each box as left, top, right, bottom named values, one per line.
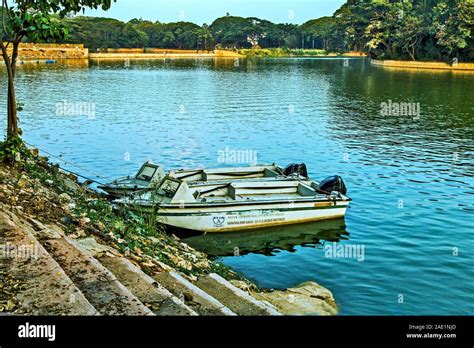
left=371, top=59, right=474, bottom=71
left=90, top=53, right=213, bottom=59
left=90, top=49, right=242, bottom=60
left=89, top=52, right=241, bottom=60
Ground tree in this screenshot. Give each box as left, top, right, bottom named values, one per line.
left=276, top=24, right=300, bottom=48
left=395, top=13, right=423, bottom=61
left=333, top=0, right=372, bottom=52
left=1, top=0, right=114, bottom=143
left=122, top=22, right=148, bottom=48
left=364, top=1, right=400, bottom=59
left=301, top=17, right=336, bottom=50
left=210, top=16, right=250, bottom=48
left=330, top=0, right=473, bottom=61
left=198, top=24, right=212, bottom=50
left=62, top=17, right=128, bottom=50
left=433, top=0, right=473, bottom=60
left=132, top=19, right=163, bottom=47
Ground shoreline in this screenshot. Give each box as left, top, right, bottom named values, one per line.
left=4, top=43, right=472, bottom=66
left=3, top=43, right=368, bottom=61
left=89, top=50, right=243, bottom=60
left=371, top=59, right=474, bottom=71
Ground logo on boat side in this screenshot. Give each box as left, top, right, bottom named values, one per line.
left=213, top=216, right=226, bottom=227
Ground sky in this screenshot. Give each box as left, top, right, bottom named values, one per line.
left=85, top=0, right=346, bottom=25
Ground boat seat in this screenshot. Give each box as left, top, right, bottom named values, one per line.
left=228, top=185, right=253, bottom=200
left=263, top=169, right=280, bottom=178
left=297, top=183, right=317, bottom=197
left=229, top=183, right=304, bottom=200
left=229, top=185, right=237, bottom=200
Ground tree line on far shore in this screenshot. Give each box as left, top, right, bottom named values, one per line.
left=3, top=0, right=473, bottom=61
left=62, top=0, right=472, bottom=61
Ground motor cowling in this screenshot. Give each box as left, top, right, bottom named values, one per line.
left=284, top=163, right=308, bottom=178
left=319, top=176, right=347, bottom=195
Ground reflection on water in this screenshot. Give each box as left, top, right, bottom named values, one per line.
left=17, top=59, right=90, bottom=69
left=1, top=57, right=473, bottom=315
left=183, top=219, right=350, bottom=257
left=371, top=64, right=474, bottom=75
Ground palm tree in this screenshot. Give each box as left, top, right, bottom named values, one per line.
left=199, top=24, right=212, bottom=51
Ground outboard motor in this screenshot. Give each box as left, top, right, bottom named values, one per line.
left=319, top=176, right=348, bottom=195
left=284, top=163, right=308, bottom=178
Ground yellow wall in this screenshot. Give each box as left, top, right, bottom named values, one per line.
left=7, top=43, right=88, bottom=60
left=371, top=59, right=474, bottom=71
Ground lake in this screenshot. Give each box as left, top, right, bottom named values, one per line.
left=1, top=57, right=473, bottom=315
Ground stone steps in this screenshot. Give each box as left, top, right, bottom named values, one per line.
left=0, top=212, right=97, bottom=315
left=194, top=273, right=281, bottom=316
left=1, top=210, right=289, bottom=317
left=91, top=253, right=198, bottom=316
left=41, top=236, right=154, bottom=316
left=71, top=237, right=197, bottom=316
left=152, top=271, right=236, bottom=316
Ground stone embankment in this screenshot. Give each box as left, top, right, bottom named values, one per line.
left=3, top=43, right=365, bottom=62
left=1, top=44, right=243, bottom=62
left=0, top=150, right=338, bottom=316
left=89, top=49, right=242, bottom=60
left=371, top=59, right=474, bottom=71
left=6, top=43, right=89, bottom=61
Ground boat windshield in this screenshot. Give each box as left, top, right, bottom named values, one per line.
left=157, top=178, right=180, bottom=198
left=136, top=165, right=157, bottom=181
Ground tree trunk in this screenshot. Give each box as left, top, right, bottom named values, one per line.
left=7, top=74, right=19, bottom=137
left=1, top=39, right=20, bottom=139
left=407, top=37, right=418, bottom=61
left=7, top=41, right=20, bottom=138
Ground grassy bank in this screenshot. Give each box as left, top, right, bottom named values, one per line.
left=238, top=48, right=334, bottom=58
left=237, top=48, right=368, bottom=58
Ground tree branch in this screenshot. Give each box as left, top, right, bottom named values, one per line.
left=2, top=0, right=13, bottom=21
left=2, top=0, right=9, bottom=36
left=0, top=35, right=12, bottom=78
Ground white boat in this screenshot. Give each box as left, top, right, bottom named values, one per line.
left=115, top=175, right=350, bottom=233
left=99, top=162, right=165, bottom=198
left=99, top=162, right=308, bottom=198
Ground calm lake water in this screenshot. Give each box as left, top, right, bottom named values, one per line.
left=1, top=58, right=473, bottom=315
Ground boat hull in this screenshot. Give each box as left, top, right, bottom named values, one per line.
left=141, top=201, right=349, bottom=233
left=99, top=186, right=144, bottom=198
